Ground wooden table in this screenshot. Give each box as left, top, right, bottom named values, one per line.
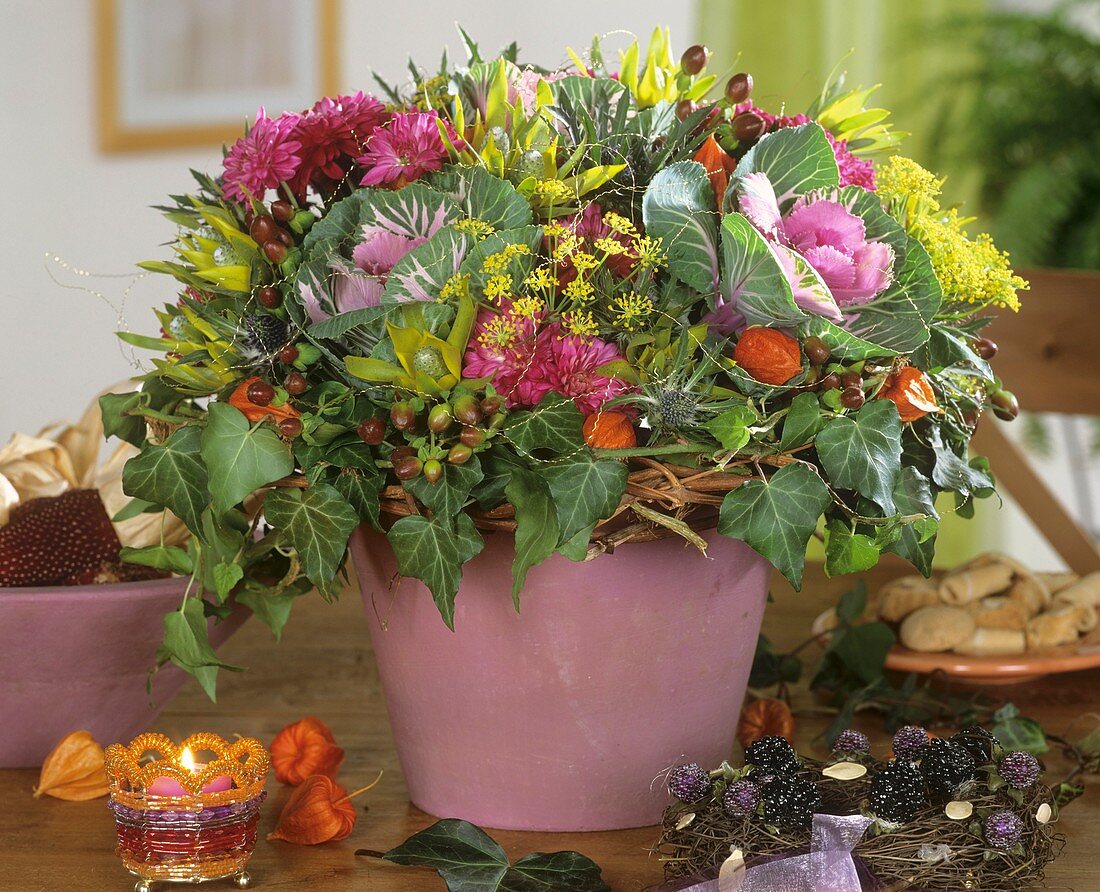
left=2, top=562, right=1096, bottom=891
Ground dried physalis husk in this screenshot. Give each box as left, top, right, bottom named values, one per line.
left=945, top=800, right=973, bottom=820
left=737, top=698, right=794, bottom=748
left=33, top=730, right=109, bottom=800
left=271, top=717, right=345, bottom=786
left=1036, top=803, right=1052, bottom=824
left=268, top=775, right=358, bottom=845
left=822, top=761, right=867, bottom=780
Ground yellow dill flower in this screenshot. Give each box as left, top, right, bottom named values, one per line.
left=481, top=252, right=509, bottom=275
left=603, top=211, right=637, bottom=236
left=454, top=218, right=496, bottom=238
left=877, top=156, right=942, bottom=209
left=523, top=267, right=557, bottom=290
left=611, top=291, right=654, bottom=331
left=543, top=221, right=568, bottom=238
left=915, top=210, right=1027, bottom=312
left=511, top=295, right=544, bottom=317
left=439, top=273, right=470, bottom=302
left=533, top=179, right=573, bottom=202
left=484, top=274, right=514, bottom=302
left=563, top=276, right=595, bottom=303
left=571, top=251, right=599, bottom=271
left=633, top=235, right=666, bottom=270
left=502, top=243, right=531, bottom=259
left=551, top=233, right=582, bottom=262
left=478, top=315, right=519, bottom=350
left=594, top=237, right=628, bottom=256
left=561, top=309, right=599, bottom=339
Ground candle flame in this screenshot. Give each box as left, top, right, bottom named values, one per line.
left=180, top=747, right=196, bottom=772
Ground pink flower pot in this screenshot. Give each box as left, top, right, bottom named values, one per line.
left=0, top=577, right=248, bottom=767
left=350, top=526, right=771, bottom=831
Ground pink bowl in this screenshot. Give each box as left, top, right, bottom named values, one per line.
left=0, top=577, right=248, bottom=767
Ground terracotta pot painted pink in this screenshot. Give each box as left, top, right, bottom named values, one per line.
left=350, top=526, right=771, bottom=831
left=0, top=576, right=248, bottom=767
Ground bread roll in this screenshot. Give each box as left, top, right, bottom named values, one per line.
left=878, top=576, right=940, bottom=622
left=939, top=563, right=1013, bottom=605
left=965, top=596, right=1029, bottom=631
left=1053, top=572, right=1100, bottom=609
left=1026, top=605, right=1091, bottom=649
left=1038, top=572, right=1079, bottom=595
left=900, top=605, right=976, bottom=652
left=955, top=628, right=1027, bottom=656
left=1006, top=576, right=1051, bottom=616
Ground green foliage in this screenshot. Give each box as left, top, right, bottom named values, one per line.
left=816, top=400, right=903, bottom=514
left=502, top=392, right=584, bottom=457
left=641, top=161, right=718, bottom=294
left=201, top=404, right=294, bottom=513
left=732, top=123, right=839, bottom=210
left=160, top=598, right=242, bottom=701
left=505, top=468, right=559, bottom=609
left=263, top=484, right=359, bottom=588
left=544, top=457, right=629, bottom=546
left=121, top=425, right=208, bottom=533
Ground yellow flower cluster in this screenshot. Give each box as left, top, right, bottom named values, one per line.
left=633, top=235, right=666, bottom=270
left=511, top=295, right=544, bottom=317
left=603, top=212, right=638, bottom=237
left=484, top=274, right=513, bottom=302
left=915, top=210, right=1027, bottom=312
left=877, top=156, right=942, bottom=208
left=594, top=237, right=628, bottom=256
left=439, top=273, right=470, bottom=302
left=477, top=314, right=519, bottom=351
left=563, top=276, right=595, bottom=303
left=523, top=267, right=557, bottom=291
left=561, top=309, right=599, bottom=339
left=611, top=291, right=654, bottom=331
left=533, top=179, right=574, bottom=203
left=481, top=243, right=531, bottom=275
left=454, top=218, right=496, bottom=238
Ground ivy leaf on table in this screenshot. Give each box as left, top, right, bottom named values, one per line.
left=815, top=399, right=902, bottom=514
left=991, top=704, right=1049, bottom=755
left=502, top=392, right=584, bottom=457
left=160, top=597, right=242, bottom=701
left=505, top=468, right=559, bottom=609
left=121, top=424, right=208, bottom=533
left=749, top=635, right=803, bottom=689
left=264, top=483, right=359, bottom=589
left=201, top=403, right=294, bottom=513
left=364, top=818, right=610, bottom=892
left=717, top=461, right=831, bottom=589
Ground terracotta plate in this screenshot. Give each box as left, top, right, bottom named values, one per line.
left=885, top=642, right=1100, bottom=685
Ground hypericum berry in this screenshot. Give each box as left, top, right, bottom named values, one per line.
left=892, top=725, right=928, bottom=761
left=481, top=395, right=502, bottom=416
left=951, top=725, right=999, bottom=764
left=453, top=395, right=483, bottom=426
left=276, top=228, right=294, bottom=247
left=744, top=736, right=800, bottom=776
left=278, top=417, right=303, bottom=439
left=667, top=763, right=712, bottom=803
left=722, top=779, right=760, bottom=817
left=357, top=417, right=385, bottom=445
left=675, top=99, right=697, bottom=121
left=869, top=759, right=926, bottom=823
left=725, top=72, right=754, bottom=104
left=278, top=344, right=299, bottom=364
left=271, top=199, right=294, bottom=223
left=760, top=775, right=820, bottom=829
left=832, top=729, right=870, bottom=755
left=263, top=240, right=288, bottom=264
left=392, top=456, right=423, bottom=481
left=918, top=738, right=976, bottom=795
left=680, top=44, right=709, bottom=76
left=423, top=459, right=443, bottom=485
left=257, top=286, right=281, bottom=309
left=246, top=380, right=275, bottom=407
left=447, top=443, right=473, bottom=465
left=391, top=402, right=417, bottom=431
left=840, top=371, right=862, bottom=389
left=991, top=389, right=1019, bottom=421
left=984, top=809, right=1023, bottom=850
left=998, top=750, right=1041, bottom=789
left=428, top=405, right=453, bottom=434
left=819, top=372, right=842, bottom=391
left=249, top=214, right=277, bottom=244
left=803, top=336, right=831, bottom=366
left=732, top=111, right=766, bottom=143
left=974, top=336, right=998, bottom=360
left=391, top=445, right=416, bottom=462
left=840, top=386, right=866, bottom=410
left=284, top=371, right=308, bottom=395
left=459, top=426, right=485, bottom=448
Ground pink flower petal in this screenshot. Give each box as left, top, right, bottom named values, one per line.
left=783, top=200, right=866, bottom=254
left=832, top=241, right=896, bottom=306
left=736, top=172, right=784, bottom=240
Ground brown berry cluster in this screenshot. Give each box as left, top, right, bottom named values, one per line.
left=246, top=199, right=298, bottom=266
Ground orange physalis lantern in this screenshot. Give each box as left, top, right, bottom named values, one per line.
left=271, top=717, right=345, bottom=786
left=267, top=774, right=357, bottom=845
left=34, top=730, right=110, bottom=801
left=737, top=698, right=795, bottom=748
left=582, top=411, right=638, bottom=449
left=733, top=327, right=803, bottom=386
left=694, top=135, right=738, bottom=209
left=228, top=377, right=301, bottom=424
left=877, top=366, right=939, bottom=423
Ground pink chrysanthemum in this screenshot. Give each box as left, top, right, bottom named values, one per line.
left=463, top=301, right=544, bottom=407
left=221, top=107, right=302, bottom=203
left=289, top=92, right=389, bottom=197
left=356, top=111, right=460, bottom=188
left=532, top=324, right=634, bottom=414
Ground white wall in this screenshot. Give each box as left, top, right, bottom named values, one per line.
left=0, top=0, right=692, bottom=438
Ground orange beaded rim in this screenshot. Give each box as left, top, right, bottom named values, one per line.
left=104, top=732, right=269, bottom=797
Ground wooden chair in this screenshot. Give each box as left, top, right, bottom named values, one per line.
left=972, top=268, right=1100, bottom=575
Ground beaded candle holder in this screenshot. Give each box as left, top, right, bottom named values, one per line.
left=104, top=732, right=269, bottom=892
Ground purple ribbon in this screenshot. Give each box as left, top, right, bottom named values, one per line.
left=655, top=813, right=873, bottom=892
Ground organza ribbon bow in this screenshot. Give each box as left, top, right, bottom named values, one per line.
left=665, top=813, right=873, bottom=892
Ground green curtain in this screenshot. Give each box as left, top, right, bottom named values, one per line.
left=695, top=0, right=1000, bottom=567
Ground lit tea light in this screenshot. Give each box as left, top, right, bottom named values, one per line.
left=146, top=746, right=233, bottom=797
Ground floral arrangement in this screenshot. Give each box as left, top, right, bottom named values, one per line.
left=657, top=725, right=1062, bottom=890
left=106, top=28, right=1026, bottom=694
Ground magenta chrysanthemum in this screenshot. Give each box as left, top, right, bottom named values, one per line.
left=290, top=92, right=388, bottom=197
left=221, top=107, right=302, bottom=203
left=463, top=302, right=543, bottom=407
left=357, top=111, right=459, bottom=187
left=530, top=324, right=634, bottom=414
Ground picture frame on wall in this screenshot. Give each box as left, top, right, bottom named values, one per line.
left=95, top=0, right=340, bottom=152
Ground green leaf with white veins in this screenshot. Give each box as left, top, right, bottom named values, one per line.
left=642, top=161, right=719, bottom=294
left=780, top=392, right=824, bottom=450
left=121, top=424, right=208, bottom=533
left=731, top=123, right=839, bottom=211
left=405, top=456, right=484, bottom=519
left=544, top=458, right=628, bottom=545
left=502, top=392, right=584, bottom=457
left=705, top=406, right=758, bottom=451
left=885, top=467, right=939, bottom=576
left=505, top=468, right=559, bottom=609
left=201, top=403, right=293, bottom=514
left=718, top=462, right=831, bottom=589
left=816, top=400, right=902, bottom=514
left=718, top=213, right=806, bottom=328
left=824, top=520, right=880, bottom=577
left=387, top=513, right=484, bottom=628
left=263, top=484, right=359, bottom=586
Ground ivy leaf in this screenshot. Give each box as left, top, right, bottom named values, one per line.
left=558, top=524, right=594, bottom=561
left=332, top=467, right=384, bottom=531
left=886, top=467, right=940, bottom=576
left=505, top=468, right=559, bottom=610
left=201, top=403, right=294, bottom=513
left=816, top=400, right=902, bottom=513
left=780, top=392, right=824, bottom=450
left=543, top=458, right=628, bottom=545
left=704, top=406, right=758, bottom=451
left=378, top=818, right=610, bottom=892
left=99, top=391, right=146, bottom=447
left=717, top=462, right=831, bottom=589
left=824, top=520, right=880, bottom=577
left=121, top=425, right=208, bottom=533
left=236, top=583, right=307, bottom=642
left=992, top=704, right=1049, bottom=755
left=502, top=392, right=584, bottom=457
left=813, top=622, right=895, bottom=689
left=161, top=598, right=242, bottom=701
left=119, top=545, right=193, bottom=576
left=263, top=484, right=359, bottom=586
left=212, top=562, right=244, bottom=601
left=405, top=456, right=485, bottom=519
left=749, top=635, right=803, bottom=688
left=930, top=426, right=994, bottom=499
left=387, top=513, right=484, bottom=628
left=641, top=160, right=719, bottom=294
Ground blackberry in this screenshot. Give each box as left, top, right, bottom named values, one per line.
left=744, top=736, right=800, bottom=776
left=869, top=760, right=926, bottom=823
left=984, top=809, right=1023, bottom=850
left=832, top=729, right=870, bottom=755
left=243, top=313, right=289, bottom=355
left=951, top=725, right=1000, bottom=764
left=667, top=763, right=712, bottom=803
left=722, top=779, right=760, bottom=817
left=760, top=775, right=820, bottom=828
left=891, top=725, right=928, bottom=761
left=998, top=750, right=1040, bottom=789
left=918, top=738, right=976, bottom=795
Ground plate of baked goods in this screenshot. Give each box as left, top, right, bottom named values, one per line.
left=822, top=552, right=1100, bottom=684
